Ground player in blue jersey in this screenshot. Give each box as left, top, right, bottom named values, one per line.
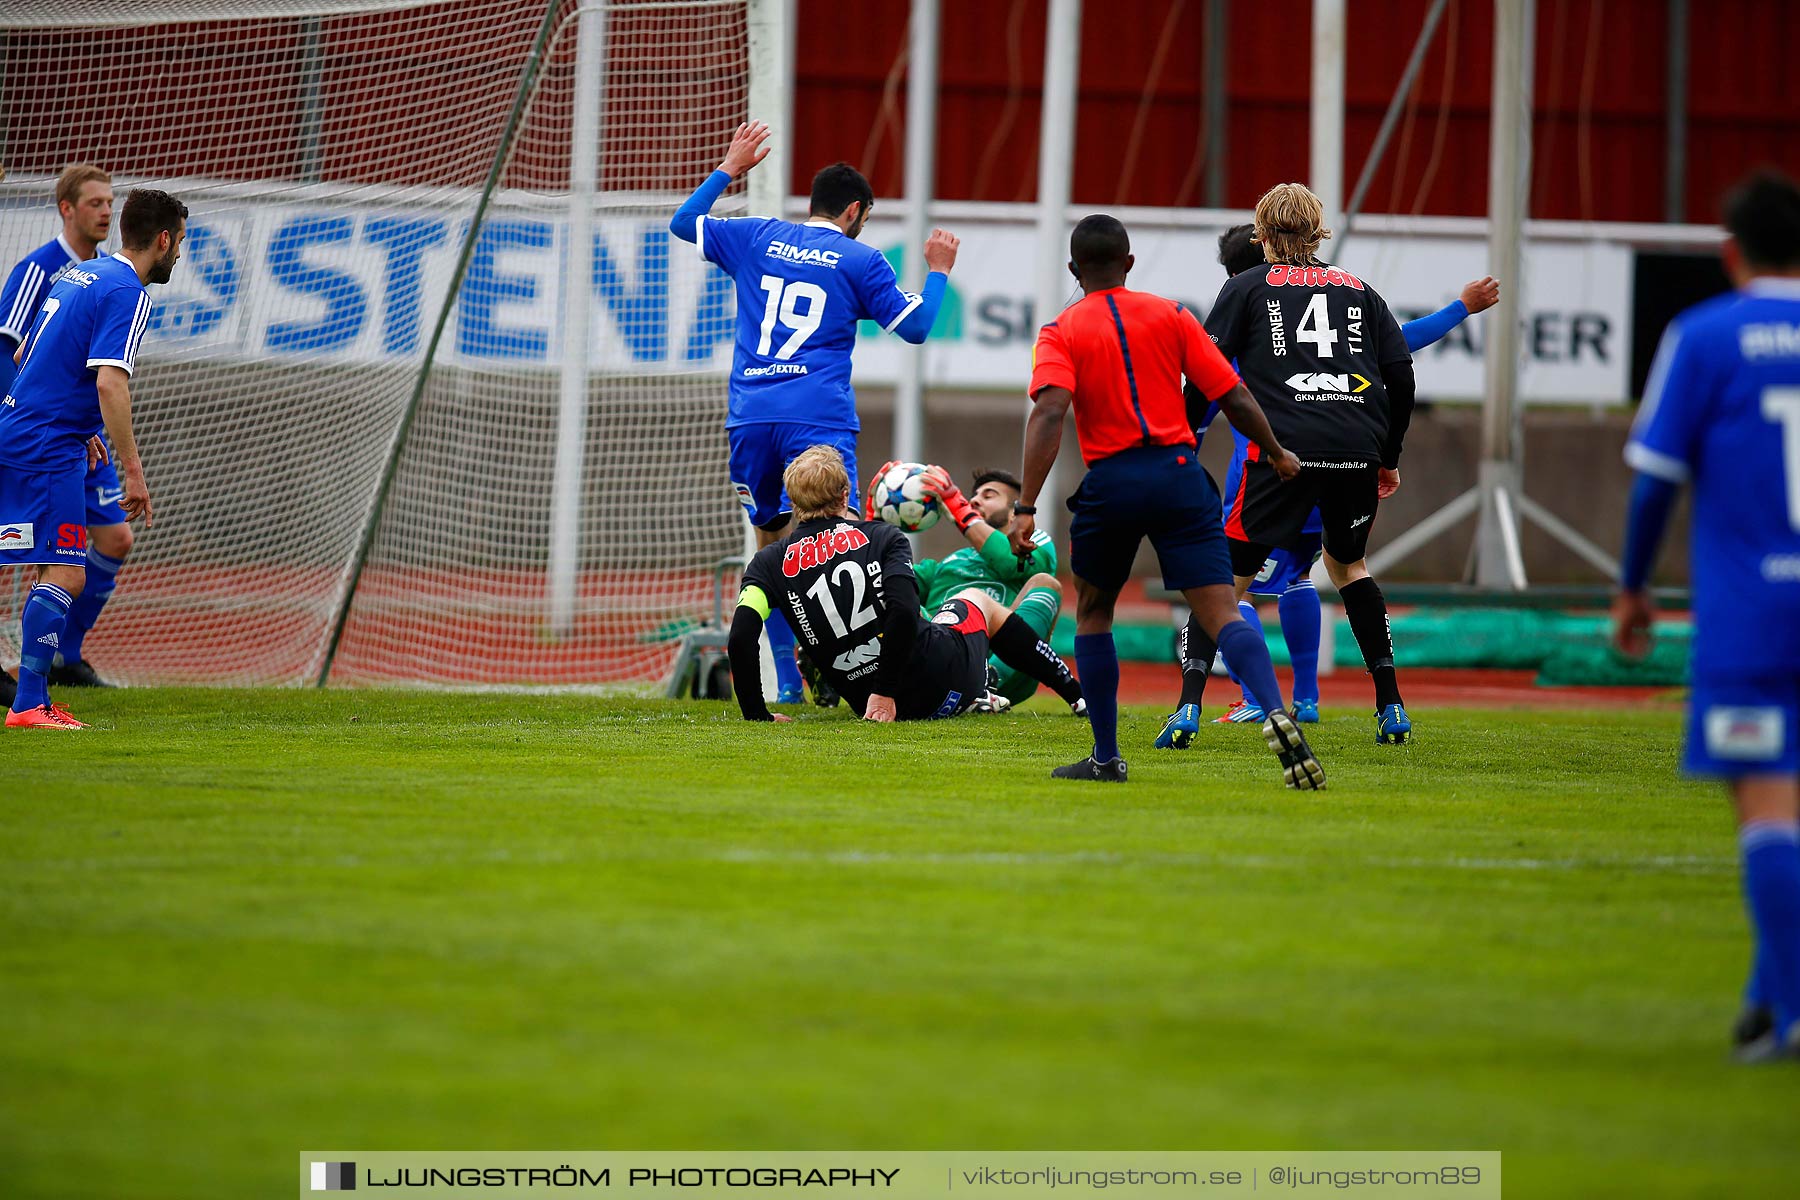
left=1157, top=222, right=1497, bottom=748
left=670, top=121, right=957, bottom=704
left=0, top=188, right=185, bottom=729
left=1615, top=172, right=1800, bottom=1062
left=0, top=165, right=129, bottom=704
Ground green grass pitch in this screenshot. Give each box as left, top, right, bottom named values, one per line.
left=1, top=690, right=1794, bottom=1198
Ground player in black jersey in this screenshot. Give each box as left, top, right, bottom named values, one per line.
left=1204, top=182, right=1417, bottom=744
left=727, top=445, right=1085, bottom=723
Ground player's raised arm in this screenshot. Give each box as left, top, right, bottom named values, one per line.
left=864, top=230, right=958, bottom=345
left=669, top=120, right=771, bottom=244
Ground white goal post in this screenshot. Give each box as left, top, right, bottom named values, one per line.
left=1, top=0, right=777, bottom=688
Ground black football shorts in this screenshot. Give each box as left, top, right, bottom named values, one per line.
left=1225, top=459, right=1381, bottom=574
left=895, top=599, right=991, bottom=720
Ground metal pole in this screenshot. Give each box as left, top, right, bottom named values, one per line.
left=1310, top=0, right=1345, bottom=225
left=746, top=0, right=793, bottom=223
left=1203, top=0, right=1228, bottom=208
left=1475, top=0, right=1534, bottom=588
left=1664, top=0, right=1688, bottom=224
left=1336, top=0, right=1449, bottom=252
left=549, top=0, right=606, bottom=638
left=894, top=0, right=939, bottom=466
left=1034, top=0, right=1082, bottom=537
left=297, top=17, right=324, bottom=184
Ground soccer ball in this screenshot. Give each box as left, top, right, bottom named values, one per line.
left=871, top=462, right=941, bottom=532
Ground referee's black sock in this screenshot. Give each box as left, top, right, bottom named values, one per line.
left=991, top=612, right=1084, bottom=706
left=1177, top=615, right=1216, bottom=708
left=1340, top=576, right=1403, bottom=710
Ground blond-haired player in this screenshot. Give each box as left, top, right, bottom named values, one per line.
left=1203, top=182, right=1419, bottom=744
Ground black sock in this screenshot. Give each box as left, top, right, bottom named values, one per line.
left=1177, top=615, right=1216, bottom=708
left=1339, top=576, right=1403, bottom=709
left=990, top=612, right=1083, bottom=705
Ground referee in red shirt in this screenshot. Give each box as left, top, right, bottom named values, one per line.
left=1011, top=215, right=1325, bottom=788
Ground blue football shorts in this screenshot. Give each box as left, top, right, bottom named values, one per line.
left=87, top=455, right=127, bottom=526
left=727, top=423, right=859, bottom=530
left=0, top=460, right=89, bottom=566
left=1684, top=672, right=1800, bottom=779
left=1068, top=444, right=1232, bottom=593
left=1245, top=531, right=1323, bottom=597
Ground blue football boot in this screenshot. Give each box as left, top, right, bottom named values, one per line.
left=1376, top=703, right=1412, bottom=744
left=1292, top=697, right=1320, bottom=724
left=1154, top=703, right=1201, bottom=749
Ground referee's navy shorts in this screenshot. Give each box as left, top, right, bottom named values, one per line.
left=1067, top=443, right=1233, bottom=593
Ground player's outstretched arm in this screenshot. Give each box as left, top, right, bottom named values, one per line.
left=1214, top=383, right=1302, bottom=482
left=669, top=121, right=771, bottom=243
left=726, top=586, right=791, bottom=723
left=1401, top=278, right=1497, bottom=354
left=96, top=365, right=150, bottom=526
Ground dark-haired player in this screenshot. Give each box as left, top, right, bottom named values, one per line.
left=1161, top=223, right=1497, bottom=741
left=671, top=121, right=959, bottom=704
left=1013, top=213, right=1323, bottom=787
left=728, top=446, right=1082, bottom=723
left=0, top=164, right=131, bottom=702
left=895, top=464, right=1077, bottom=710
left=0, top=188, right=185, bottom=727
left=1200, top=183, right=1418, bottom=745
left=1614, top=170, right=1800, bottom=1061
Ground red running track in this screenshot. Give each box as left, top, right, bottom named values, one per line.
left=1113, top=663, right=1679, bottom=712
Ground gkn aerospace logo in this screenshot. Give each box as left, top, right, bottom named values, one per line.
left=1287, top=372, right=1372, bottom=402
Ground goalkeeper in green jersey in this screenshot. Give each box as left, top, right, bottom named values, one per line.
left=906, top=465, right=1075, bottom=711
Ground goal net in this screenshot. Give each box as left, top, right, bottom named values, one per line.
left=0, top=0, right=752, bottom=688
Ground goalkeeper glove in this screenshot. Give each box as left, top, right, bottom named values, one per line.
left=921, top=465, right=979, bottom=532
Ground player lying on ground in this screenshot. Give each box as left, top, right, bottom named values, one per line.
left=1614, top=170, right=1800, bottom=1063
left=728, top=445, right=1084, bottom=723
left=0, top=164, right=133, bottom=705
left=864, top=462, right=1080, bottom=713
left=1160, top=222, right=1498, bottom=741
left=1013, top=213, right=1323, bottom=787
left=0, top=188, right=184, bottom=729
left=1197, top=182, right=1418, bottom=746
left=670, top=120, right=959, bottom=705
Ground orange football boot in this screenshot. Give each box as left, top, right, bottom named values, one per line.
left=5, top=703, right=88, bottom=729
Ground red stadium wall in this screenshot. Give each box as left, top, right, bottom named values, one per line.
left=792, top=0, right=1800, bottom=224
left=6, top=1, right=1796, bottom=221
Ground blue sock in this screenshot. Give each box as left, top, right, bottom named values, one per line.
left=765, top=613, right=802, bottom=691
left=59, top=547, right=123, bottom=664
left=1073, top=632, right=1120, bottom=763
left=1741, top=821, right=1800, bottom=1039
left=1280, top=582, right=1322, bottom=703
left=15, top=581, right=74, bottom=712
left=1228, top=600, right=1262, bottom=705
left=1216, top=618, right=1285, bottom=716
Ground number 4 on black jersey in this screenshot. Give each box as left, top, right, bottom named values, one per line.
left=1205, top=262, right=1413, bottom=469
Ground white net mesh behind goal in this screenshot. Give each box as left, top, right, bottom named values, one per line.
left=1, top=0, right=750, bottom=687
